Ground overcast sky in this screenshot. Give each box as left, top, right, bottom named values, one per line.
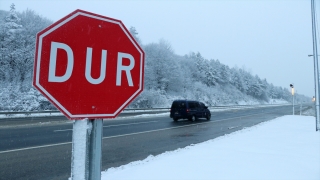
left=0, top=0, right=318, bottom=97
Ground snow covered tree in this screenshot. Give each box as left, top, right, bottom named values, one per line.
left=129, top=26, right=142, bottom=45
left=0, top=3, right=23, bottom=84
left=230, top=67, right=245, bottom=92
left=144, top=39, right=181, bottom=94
left=191, top=52, right=218, bottom=86
left=16, top=9, right=51, bottom=88
left=217, top=61, right=230, bottom=84
left=0, top=5, right=51, bottom=89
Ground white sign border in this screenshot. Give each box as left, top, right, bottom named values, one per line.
left=35, top=11, right=144, bottom=119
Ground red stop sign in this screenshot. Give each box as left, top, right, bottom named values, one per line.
left=33, top=9, right=144, bottom=120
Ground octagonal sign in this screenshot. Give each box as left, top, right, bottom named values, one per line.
left=33, top=9, right=144, bottom=120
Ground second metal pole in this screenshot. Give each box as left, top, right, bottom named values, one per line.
left=88, top=119, right=103, bottom=180
left=293, top=94, right=295, bottom=115
left=311, top=0, right=320, bottom=131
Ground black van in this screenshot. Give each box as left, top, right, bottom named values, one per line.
left=170, top=100, right=211, bottom=122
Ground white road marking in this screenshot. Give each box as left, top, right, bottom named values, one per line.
left=54, top=129, right=72, bottom=132
left=0, top=142, right=72, bottom=154
left=103, top=121, right=158, bottom=128
left=53, top=121, right=158, bottom=132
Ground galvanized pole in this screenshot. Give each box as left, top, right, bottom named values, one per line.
left=311, top=0, right=320, bottom=131
left=293, top=94, right=294, bottom=115
left=88, top=119, right=103, bottom=180
left=290, top=84, right=294, bottom=115
left=71, top=119, right=103, bottom=180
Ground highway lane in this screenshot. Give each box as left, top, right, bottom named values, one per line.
left=0, top=105, right=295, bottom=152
left=0, top=104, right=310, bottom=180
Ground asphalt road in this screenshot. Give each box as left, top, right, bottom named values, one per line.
left=0, top=104, right=310, bottom=180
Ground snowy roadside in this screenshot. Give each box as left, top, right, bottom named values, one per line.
left=101, top=115, right=320, bottom=180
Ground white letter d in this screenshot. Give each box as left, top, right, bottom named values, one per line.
left=48, top=42, right=74, bottom=82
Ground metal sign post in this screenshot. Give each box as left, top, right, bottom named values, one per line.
left=293, top=94, right=295, bottom=115
left=311, top=0, right=320, bottom=131
left=71, top=119, right=103, bottom=180
left=88, top=119, right=103, bottom=180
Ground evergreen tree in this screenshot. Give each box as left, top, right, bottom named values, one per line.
left=129, top=26, right=142, bottom=45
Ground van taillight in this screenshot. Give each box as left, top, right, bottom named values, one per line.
left=186, top=109, right=190, bottom=112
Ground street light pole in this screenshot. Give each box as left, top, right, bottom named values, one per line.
left=290, top=84, right=294, bottom=115
left=311, top=0, right=320, bottom=131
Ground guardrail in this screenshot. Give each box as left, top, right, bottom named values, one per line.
left=0, top=103, right=300, bottom=116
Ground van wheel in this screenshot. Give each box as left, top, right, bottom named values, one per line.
left=206, top=114, right=211, bottom=120
left=190, top=115, right=196, bottom=122
left=173, top=118, right=178, bottom=122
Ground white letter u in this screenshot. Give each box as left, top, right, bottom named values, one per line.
left=85, top=47, right=107, bottom=84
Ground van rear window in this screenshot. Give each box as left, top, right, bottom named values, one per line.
left=172, top=101, right=185, bottom=108
left=188, top=102, right=197, bottom=108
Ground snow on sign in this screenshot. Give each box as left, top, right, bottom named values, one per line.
left=33, top=9, right=145, bottom=120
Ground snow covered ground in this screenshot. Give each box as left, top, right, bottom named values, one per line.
left=101, top=115, right=320, bottom=180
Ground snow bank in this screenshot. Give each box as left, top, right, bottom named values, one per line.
left=101, top=115, right=320, bottom=180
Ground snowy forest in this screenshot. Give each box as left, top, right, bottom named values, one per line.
left=0, top=5, right=310, bottom=111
